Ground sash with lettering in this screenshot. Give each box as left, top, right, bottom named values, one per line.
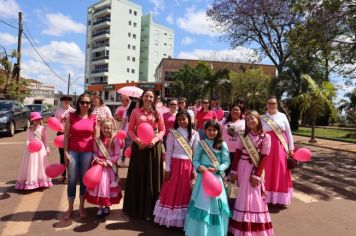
left=170, top=129, right=193, bottom=160
left=33, top=128, right=43, bottom=141
left=94, top=138, right=118, bottom=175
left=236, top=130, right=261, bottom=168
left=261, top=114, right=289, bottom=153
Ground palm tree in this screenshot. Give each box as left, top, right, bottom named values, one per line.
left=291, top=74, right=337, bottom=143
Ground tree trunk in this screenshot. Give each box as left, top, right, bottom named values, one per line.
left=309, top=118, right=317, bottom=143
left=289, top=106, right=300, bottom=130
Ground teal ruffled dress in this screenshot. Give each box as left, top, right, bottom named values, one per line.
left=184, top=139, right=231, bottom=236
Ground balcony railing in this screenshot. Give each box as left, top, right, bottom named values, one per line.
left=92, top=43, right=109, bottom=49
left=91, top=68, right=108, bottom=74
left=92, top=30, right=110, bottom=37
left=93, top=17, right=110, bottom=25
left=92, top=55, right=109, bottom=61
left=93, top=6, right=111, bottom=14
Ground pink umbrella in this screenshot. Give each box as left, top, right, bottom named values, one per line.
left=117, top=86, right=143, bottom=98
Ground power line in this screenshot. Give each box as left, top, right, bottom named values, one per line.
left=0, top=18, right=17, bottom=29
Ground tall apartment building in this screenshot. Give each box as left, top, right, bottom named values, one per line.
left=85, top=0, right=142, bottom=87
left=85, top=1, right=175, bottom=88
left=139, top=15, right=174, bottom=82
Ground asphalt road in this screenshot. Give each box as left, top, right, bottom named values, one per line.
left=0, top=129, right=355, bottom=236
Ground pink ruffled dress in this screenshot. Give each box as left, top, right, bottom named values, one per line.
left=16, top=126, right=52, bottom=190
left=85, top=137, right=122, bottom=206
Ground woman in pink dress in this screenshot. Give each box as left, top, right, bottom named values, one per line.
left=229, top=110, right=273, bottom=236
left=153, top=111, right=200, bottom=228
left=16, top=112, right=52, bottom=190
left=163, top=98, right=178, bottom=146
left=123, top=90, right=165, bottom=220
left=220, top=103, right=245, bottom=176
left=86, top=118, right=122, bottom=216
left=195, top=98, right=217, bottom=139
left=262, top=96, right=294, bottom=206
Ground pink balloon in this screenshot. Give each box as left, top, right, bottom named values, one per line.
left=202, top=171, right=222, bottom=197
left=45, top=163, right=65, bottom=178
left=28, top=139, right=42, bottom=153
left=47, top=117, right=63, bottom=132
left=115, top=130, right=127, bottom=140
left=294, top=148, right=312, bottom=162
left=54, top=135, right=64, bottom=148
left=83, top=165, right=103, bottom=189
left=137, top=123, right=154, bottom=145
left=117, top=110, right=124, bottom=118
left=216, top=109, right=224, bottom=121
left=124, top=147, right=132, bottom=158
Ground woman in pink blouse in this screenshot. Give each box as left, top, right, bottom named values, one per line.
left=123, top=90, right=165, bottom=220
left=162, top=98, right=178, bottom=146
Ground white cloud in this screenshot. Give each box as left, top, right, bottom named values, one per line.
left=23, top=41, right=84, bottom=68
left=0, top=32, right=17, bottom=45
left=176, top=8, right=218, bottom=37
left=166, top=14, right=174, bottom=25
left=41, top=13, right=85, bottom=36
left=178, top=46, right=261, bottom=63
left=21, top=41, right=85, bottom=93
left=181, top=36, right=195, bottom=45
left=0, top=0, right=21, bottom=19
left=149, top=0, right=165, bottom=15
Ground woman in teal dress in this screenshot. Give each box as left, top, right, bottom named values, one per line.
left=184, top=119, right=231, bottom=236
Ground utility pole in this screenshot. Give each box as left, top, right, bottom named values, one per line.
left=67, top=73, right=71, bottom=94
left=16, top=12, right=23, bottom=89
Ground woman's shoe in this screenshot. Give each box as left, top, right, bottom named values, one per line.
left=97, top=208, right=103, bottom=217
left=103, top=207, right=110, bottom=216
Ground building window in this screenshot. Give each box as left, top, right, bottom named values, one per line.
left=132, top=57, right=135, bottom=62
left=128, top=32, right=131, bottom=37
left=127, top=68, right=130, bottom=73
left=127, top=56, right=130, bottom=60
left=164, top=33, right=167, bottom=35
left=104, top=91, right=109, bottom=100
left=129, top=21, right=132, bottom=25
left=88, top=20, right=91, bottom=25
left=134, top=11, right=137, bottom=16
left=132, top=45, right=136, bottom=50
left=131, top=69, right=135, bottom=73
left=128, top=44, right=131, bottom=49
left=154, top=41, right=158, bottom=46
left=129, top=9, right=132, bottom=14
left=133, top=22, right=137, bottom=27
left=163, top=53, right=167, bottom=56
left=133, top=34, right=136, bottom=39
left=164, top=43, right=167, bottom=46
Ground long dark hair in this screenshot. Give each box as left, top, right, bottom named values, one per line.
left=224, top=103, right=243, bottom=124
left=138, top=89, right=159, bottom=121
left=174, top=110, right=193, bottom=141
left=178, top=97, right=188, bottom=111
left=75, top=93, right=93, bottom=116
left=126, top=99, right=137, bottom=120
left=204, top=119, right=223, bottom=149
left=244, top=110, right=263, bottom=137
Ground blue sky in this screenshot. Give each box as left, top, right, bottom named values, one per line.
left=0, top=0, right=353, bottom=100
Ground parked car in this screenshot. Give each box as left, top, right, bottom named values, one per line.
left=25, top=104, right=54, bottom=122
left=0, top=100, right=30, bottom=136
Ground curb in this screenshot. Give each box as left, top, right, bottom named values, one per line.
left=295, top=140, right=356, bottom=154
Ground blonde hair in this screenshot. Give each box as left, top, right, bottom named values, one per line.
left=244, top=110, right=263, bottom=136
left=99, top=118, right=115, bottom=149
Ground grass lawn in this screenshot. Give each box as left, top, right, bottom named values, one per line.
left=293, top=127, right=356, bottom=143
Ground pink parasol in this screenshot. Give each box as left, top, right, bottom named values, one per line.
left=117, top=86, right=143, bottom=98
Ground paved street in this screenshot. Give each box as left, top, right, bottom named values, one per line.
left=0, top=129, right=355, bottom=236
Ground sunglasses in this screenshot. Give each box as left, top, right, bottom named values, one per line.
left=179, top=101, right=185, bottom=104
left=202, top=101, right=209, bottom=104
left=170, top=103, right=177, bottom=106
left=80, top=101, right=91, bottom=105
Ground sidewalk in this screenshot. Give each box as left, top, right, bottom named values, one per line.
left=293, top=135, right=356, bottom=153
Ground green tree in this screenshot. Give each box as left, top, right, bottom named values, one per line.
left=291, top=74, right=337, bottom=143
left=230, top=68, right=271, bottom=112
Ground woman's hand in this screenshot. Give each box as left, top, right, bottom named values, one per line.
left=198, top=165, right=208, bottom=173
left=64, top=152, right=71, bottom=167
left=250, top=175, right=260, bottom=187
left=164, top=171, right=170, bottom=181
left=208, top=167, right=218, bottom=173
left=288, top=150, right=294, bottom=158
left=136, top=138, right=145, bottom=150
left=146, top=140, right=155, bottom=149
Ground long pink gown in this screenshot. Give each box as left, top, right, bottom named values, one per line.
left=16, top=126, right=52, bottom=190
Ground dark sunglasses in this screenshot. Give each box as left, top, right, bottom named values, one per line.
left=170, top=103, right=177, bottom=106
left=202, top=101, right=209, bottom=104
left=80, top=101, right=91, bottom=105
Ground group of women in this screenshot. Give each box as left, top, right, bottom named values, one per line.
left=56, top=90, right=294, bottom=236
